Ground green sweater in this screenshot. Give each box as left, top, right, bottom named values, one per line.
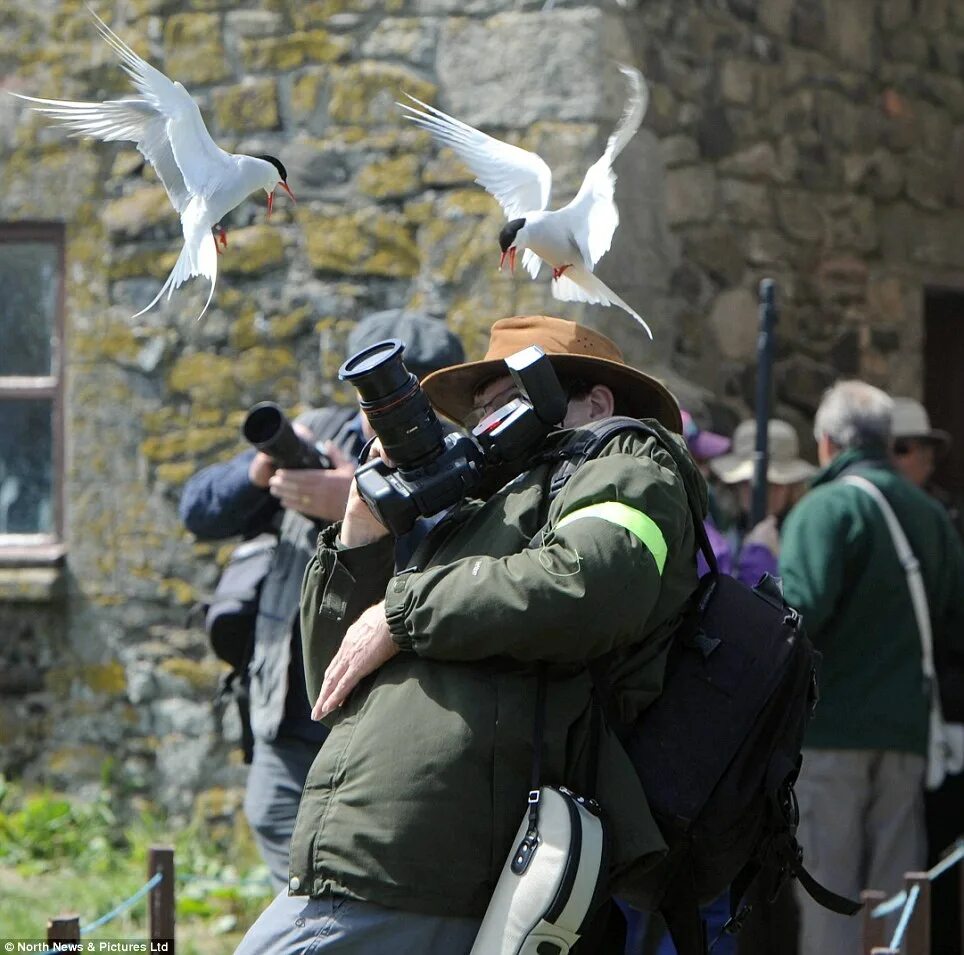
left=779, top=448, right=964, bottom=755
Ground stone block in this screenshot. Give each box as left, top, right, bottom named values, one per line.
left=665, top=166, right=718, bottom=226
left=213, top=80, right=281, bottom=134
left=708, top=287, right=759, bottom=361
left=905, top=153, right=951, bottom=210
left=659, top=135, right=699, bottom=168
left=101, top=186, right=177, bottom=239
left=360, top=18, right=440, bottom=68
left=358, top=154, right=421, bottom=199
left=436, top=10, right=633, bottom=128
left=842, top=149, right=903, bottom=200
left=163, top=13, right=230, bottom=87
left=219, top=224, right=286, bottom=275
left=776, top=188, right=826, bottom=243
left=240, top=30, right=351, bottom=72
left=301, top=207, right=419, bottom=277
left=825, top=0, right=876, bottom=72
left=719, top=179, right=771, bottom=224
left=816, top=255, right=868, bottom=305
left=329, top=63, right=436, bottom=126
left=718, top=142, right=778, bottom=181
left=225, top=10, right=285, bottom=38
left=720, top=60, right=756, bottom=106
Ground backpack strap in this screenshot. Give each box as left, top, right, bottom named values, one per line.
left=537, top=417, right=719, bottom=575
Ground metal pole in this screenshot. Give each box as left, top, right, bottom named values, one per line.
left=751, top=278, right=777, bottom=528
left=149, top=845, right=176, bottom=951
left=904, top=871, right=930, bottom=955
left=861, top=890, right=887, bottom=954
left=46, top=915, right=80, bottom=944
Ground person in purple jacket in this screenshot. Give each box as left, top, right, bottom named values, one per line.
left=710, top=418, right=815, bottom=587
left=681, top=410, right=733, bottom=577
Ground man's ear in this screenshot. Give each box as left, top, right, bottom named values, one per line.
left=587, top=384, right=615, bottom=421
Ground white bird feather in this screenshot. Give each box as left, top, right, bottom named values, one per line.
left=399, top=66, right=652, bottom=337
left=10, top=7, right=293, bottom=322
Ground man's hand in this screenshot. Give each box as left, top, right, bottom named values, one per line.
left=269, top=441, right=356, bottom=521
left=744, top=513, right=781, bottom=557
left=312, top=601, right=399, bottom=720
left=340, top=439, right=391, bottom=547
left=248, top=451, right=276, bottom=489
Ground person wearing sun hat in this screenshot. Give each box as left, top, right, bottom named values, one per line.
left=238, top=316, right=707, bottom=954
left=708, top=418, right=816, bottom=586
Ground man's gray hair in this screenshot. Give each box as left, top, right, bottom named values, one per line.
left=813, top=380, right=894, bottom=450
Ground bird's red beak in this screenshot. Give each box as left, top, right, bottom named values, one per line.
left=280, top=181, right=296, bottom=203
left=267, top=190, right=274, bottom=219
left=499, top=247, right=517, bottom=274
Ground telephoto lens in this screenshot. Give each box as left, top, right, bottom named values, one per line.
left=242, top=402, right=330, bottom=470
left=338, top=339, right=446, bottom=471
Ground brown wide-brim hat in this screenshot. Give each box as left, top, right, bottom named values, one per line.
left=421, top=316, right=682, bottom=432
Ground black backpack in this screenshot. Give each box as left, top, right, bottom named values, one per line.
left=544, top=417, right=860, bottom=955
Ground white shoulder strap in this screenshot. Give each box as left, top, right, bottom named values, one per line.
left=841, top=475, right=936, bottom=685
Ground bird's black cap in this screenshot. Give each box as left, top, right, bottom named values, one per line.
left=258, top=154, right=288, bottom=182
left=499, top=218, right=526, bottom=253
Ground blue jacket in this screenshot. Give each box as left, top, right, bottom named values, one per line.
left=181, top=406, right=363, bottom=743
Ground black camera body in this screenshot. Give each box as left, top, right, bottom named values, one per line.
left=339, top=340, right=568, bottom=536
left=242, top=402, right=332, bottom=470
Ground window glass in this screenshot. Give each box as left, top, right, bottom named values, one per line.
left=0, top=242, right=59, bottom=376
left=0, top=398, right=54, bottom=534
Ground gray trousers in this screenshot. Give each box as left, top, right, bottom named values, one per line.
left=244, top=735, right=322, bottom=891
left=795, top=748, right=926, bottom=955
left=235, top=889, right=482, bottom=954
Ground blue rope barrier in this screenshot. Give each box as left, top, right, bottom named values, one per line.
left=79, top=870, right=163, bottom=935
left=888, top=882, right=920, bottom=950
left=869, top=837, right=964, bottom=919
left=871, top=889, right=908, bottom=920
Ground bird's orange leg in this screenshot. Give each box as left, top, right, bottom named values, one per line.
left=552, top=264, right=573, bottom=280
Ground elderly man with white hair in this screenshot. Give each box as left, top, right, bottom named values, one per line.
left=778, top=381, right=964, bottom=955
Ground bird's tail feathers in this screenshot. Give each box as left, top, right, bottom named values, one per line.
left=551, top=265, right=652, bottom=339
left=132, top=232, right=217, bottom=323
left=606, top=66, right=648, bottom=164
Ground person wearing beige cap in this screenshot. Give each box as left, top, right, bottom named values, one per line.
left=891, top=396, right=951, bottom=489
left=238, top=316, right=704, bottom=954
left=709, top=418, right=816, bottom=585
left=891, top=397, right=964, bottom=955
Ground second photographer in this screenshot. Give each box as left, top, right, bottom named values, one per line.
left=179, top=310, right=464, bottom=888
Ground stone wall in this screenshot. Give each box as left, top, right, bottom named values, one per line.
left=1, top=0, right=964, bottom=815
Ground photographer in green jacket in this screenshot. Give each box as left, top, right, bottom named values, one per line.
left=779, top=380, right=964, bottom=955
left=235, top=316, right=705, bottom=954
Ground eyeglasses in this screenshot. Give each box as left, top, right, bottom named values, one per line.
left=465, top=384, right=522, bottom=428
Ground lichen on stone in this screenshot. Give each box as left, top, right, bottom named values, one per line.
left=240, top=30, right=351, bottom=72
left=213, top=79, right=281, bottom=134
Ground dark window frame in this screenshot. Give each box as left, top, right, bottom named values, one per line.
left=0, top=222, right=66, bottom=564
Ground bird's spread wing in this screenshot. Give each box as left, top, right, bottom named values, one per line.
left=133, top=227, right=218, bottom=323
left=559, top=66, right=648, bottom=270
left=12, top=94, right=192, bottom=213
left=399, top=95, right=552, bottom=219
left=13, top=8, right=229, bottom=206
left=87, top=8, right=229, bottom=198
left=552, top=263, right=652, bottom=339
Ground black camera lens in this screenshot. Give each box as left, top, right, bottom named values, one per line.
left=339, top=338, right=445, bottom=471
left=340, top=340, right=410, bottom=404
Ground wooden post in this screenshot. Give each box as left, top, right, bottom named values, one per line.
left=861, top=890, right=887, bottom=955
left=903, top=872, right=931, bottom=955
left=148, top=845, right=176, bottom=951
left=46, top=914, right=80, bottom=944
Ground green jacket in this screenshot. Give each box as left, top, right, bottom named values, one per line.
left=779, top=448, right=964, bottom=755
left=291, top=423, right=705, bottom=917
